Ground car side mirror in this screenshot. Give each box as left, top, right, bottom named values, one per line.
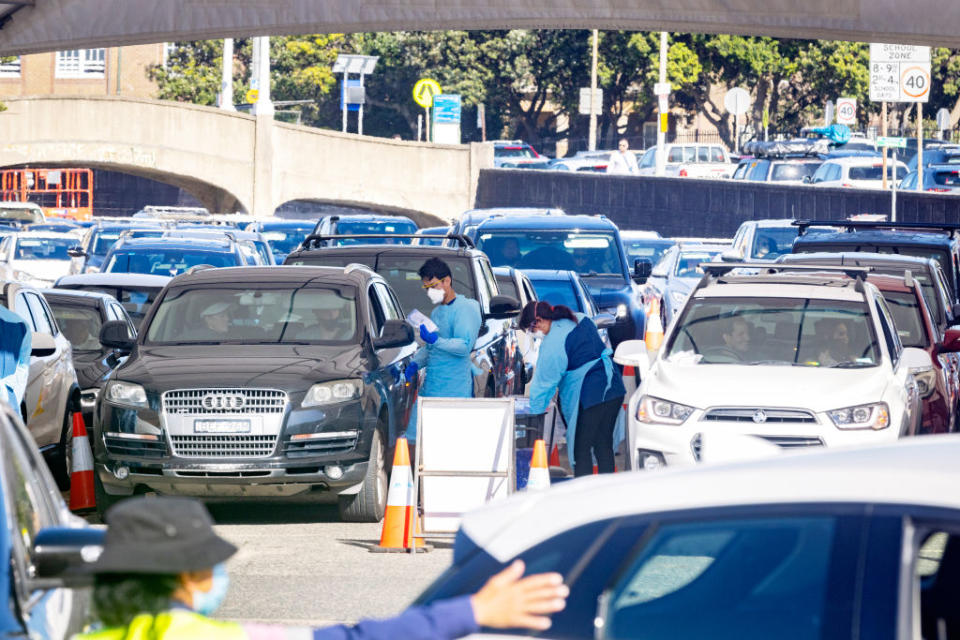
left=593, top=312, right=616, bottom=330
left=67, top=246, right=86, bottom=258
left=487, top=295, right=521, bottom=319
left=632, top=259, right=653, bottom=284
left=99, top=320, right=135, bottom=353
left=372, top=319, right=415, bottom=349
left=940, top=328, right=960, bottom=354
left=613, top=339, right=651, bottom=372
left=802, top=175, right=813, bottom=184
left=901, top=346, right=935, bottom=370
left=720, top=249, right=742, bottom=263
left=30, top=527, right=104, bottom=590
left=31, top=332, right=56, bottom=357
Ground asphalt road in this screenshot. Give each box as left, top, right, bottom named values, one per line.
left=207, top=500, right=454, bottom=627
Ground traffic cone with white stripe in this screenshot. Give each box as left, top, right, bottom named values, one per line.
left=526, top=439, right=550, bottom=491
left=371, top=438, right=427, bottom=552
left=68, top=412, right=96, bottom=513
left=644, top=297, right=665, bottom=352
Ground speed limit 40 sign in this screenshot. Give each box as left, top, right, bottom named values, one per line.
left=869, top=44, right=930, bottom=103
left=836, top=98, right=857, bottom=125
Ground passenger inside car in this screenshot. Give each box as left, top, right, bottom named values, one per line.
left=814, top=319, right=855, bottom=366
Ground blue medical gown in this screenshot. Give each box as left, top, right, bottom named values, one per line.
left=405, top=295, right=482, bottom=441
left=0, top=306, right=31, bottom=410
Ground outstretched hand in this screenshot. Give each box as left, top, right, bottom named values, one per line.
left=470, top=560, right=568, bottom=631
left=419, top=324, right=439, bottom=344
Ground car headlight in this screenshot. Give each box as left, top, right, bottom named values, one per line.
left=302, top=380, right=362, bottom=407
left=636, top=395, right=695, bottom=425
left=827, top=402, right=890, bottom=430
left=105, top=381, right=148, bottom=408
left=912, top=368, right=937, bottom=398
left=669, top=290, right=688, bottom=306
left=615, top=303, right=628, bottom=318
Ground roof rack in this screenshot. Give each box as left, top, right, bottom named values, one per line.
left=162, top=229, right=238, bottom=243
left=741, top=138, right=830, bottom=159
left=793, top=219, right=960, bottom=238
left=300, top=233, right=474, bottom=250
left=700, top=262, right=871, bottom=282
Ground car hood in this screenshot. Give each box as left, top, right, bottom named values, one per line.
left=11, top=259, right=71, bottom=280
left=114, top=344, right=368, bottom=393
left=582, top=276, right=633, bottom=308
left=644, top=358, right=890, bottom=412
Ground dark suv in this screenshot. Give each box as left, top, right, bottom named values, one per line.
left=284, top=235, right=525, bottom=397
left=93, top=265, right=418, bottom=522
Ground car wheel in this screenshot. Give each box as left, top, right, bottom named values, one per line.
left=338, top=428, right=387, bottom=523
left=93, top=471, right=123, bottom=519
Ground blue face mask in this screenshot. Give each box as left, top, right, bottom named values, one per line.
left=193, top=563, right=229, bottom=616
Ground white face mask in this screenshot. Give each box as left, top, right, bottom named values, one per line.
left=426, top=287, right=445, bottom=305
left=530, top=330, right=544, bottom=340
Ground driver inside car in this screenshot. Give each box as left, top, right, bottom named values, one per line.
left=720, top=316, right=752, bottom=358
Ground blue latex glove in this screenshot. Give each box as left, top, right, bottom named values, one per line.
left=419, top=324, right=438, bottom=344
left=404, top=362, right=420, bottom=382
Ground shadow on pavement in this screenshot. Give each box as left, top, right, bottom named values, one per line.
left=206, top=500, right=342, bottom=525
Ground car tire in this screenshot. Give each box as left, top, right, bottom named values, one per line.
left=93, top=471, right=123, bottom=519
left=51, top=405, right=74, bottom=491
left=338, top=428, right=387, bottom=523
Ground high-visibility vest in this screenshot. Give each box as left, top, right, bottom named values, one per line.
left=74, top=610, right=246, bottom=640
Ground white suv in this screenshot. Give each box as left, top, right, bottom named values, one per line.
left=809, top=156, right=908, bottom=189
left=637, top=144, right=733, bottom=178
left=616, top=263, right=929, bottom=470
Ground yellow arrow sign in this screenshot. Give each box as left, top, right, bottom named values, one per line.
left=413, top=78, right=442, bottom=108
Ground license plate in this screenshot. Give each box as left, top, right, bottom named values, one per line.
left=194, top=419, right=251, bottom=434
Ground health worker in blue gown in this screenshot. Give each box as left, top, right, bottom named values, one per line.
left=0, top=305, right=31, bottom=410
left=404, top=257, right=482, bottom=441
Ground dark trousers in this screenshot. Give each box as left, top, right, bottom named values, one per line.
left=573, top=396, right=624, bottom=477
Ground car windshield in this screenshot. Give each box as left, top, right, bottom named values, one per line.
left=530, top=278, right=582, bottom=312
left=15, top=237, right=74, bottom=260
left=260, top=225, right=314, bottom=255
left=675, top=251, right=721, bottom=278
left=933, top=170, right=960, bottom=186
left=848, top=165, right=900, bottom=180
left=751, top=227, right=799, bottom=260
left=797, top=244, right=952, bottom=286
left=333, top=220, right=418, bottom=244
left=48, top=303, right=103, bottom=352
left=496, top=146, right=536, bottom=159
left=65, top=286, right=160, bottom=330
left=665, top=297, right=880, bottom=367
left=477, top=230, right=624, bottom=277
left=771, top=163, right=819, bottom=181
left=145, top=286, right=358, bottom=345
left=0, top=206, right=42, bottom=224
left=866, top=267, right=942, bottom=325
left=104, top=249, right=237, bottom=276
left=881, top=290, right=928, bottom=348
left=624, top=239, right=674, bottom=267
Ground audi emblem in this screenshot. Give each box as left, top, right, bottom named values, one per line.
left=752, top=410, right=767, bottom=424
left=201, top=393, right=245, bottom=411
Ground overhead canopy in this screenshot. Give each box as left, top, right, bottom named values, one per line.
left=0, top=0, right=957, bottom=56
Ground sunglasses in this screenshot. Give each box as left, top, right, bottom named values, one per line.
left=421, top=278, right=443, bottom=290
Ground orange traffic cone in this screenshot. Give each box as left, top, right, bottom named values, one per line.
left=68, top=412, right=96, bottom=512
left=526, top=439, right=550, bottom=491
left=644, top=297, right=664, bottom=352
left=549, top=443, right=561, bottom=467
left=371, top=438, right=427, bottom=553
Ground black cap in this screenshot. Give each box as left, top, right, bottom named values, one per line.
left=87, top=497, right=236, bottom=574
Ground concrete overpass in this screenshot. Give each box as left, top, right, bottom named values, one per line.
left=0, top=96, right=492, bottom=219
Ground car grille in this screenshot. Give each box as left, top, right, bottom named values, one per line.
left=162, top=389, right=287, bottom=415
left=702, top=408, right=817, bottom=424
left=170, top=435, right=277, bottom=458
left=756, top=436, right=825, bottom=449
left=284, top=432, right=359, bottom=458
left=103, top=435, right=166, bottom=458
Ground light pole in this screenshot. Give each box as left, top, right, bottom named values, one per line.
left=655, top=32, right=669, bottom=177
left=333, top=54, right=379, bottom=135
left=252, top=36, right=273, bottom=117
left=219, top=38, right=235, bottom=111
left=588, top=29, right=599, bottom=151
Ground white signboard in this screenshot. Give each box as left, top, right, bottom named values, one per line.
left=836, top=97, right=857, bottom=125
left=724, top=87, right=751, bottom=115
left=869, top=43, right=931, bottom=103
left=578, top=87, right=603, bottom=115
left=417, top=398, right=514, bottom=534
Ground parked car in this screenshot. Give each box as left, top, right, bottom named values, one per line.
left=0, top=281, right=79, bottom=485
left=67, top=222, right=164, bottom=274
left=492, top=140, right=548, bottom=168
left=157, top=228, right=273, bottom=266
left=53, top=273, right=171, bottom=330
left=415, top=432, right=960, bottom=639
left=93, top=265, right=419, bottom=522
left=792, top=220, right=960, bottom=304
left=723, top=219, right=802, bottom=262
left=906, top=144, right=960, bottom=172
left=734, top=156, right=824, bottom=184
left=100, top=235, right=254, bottom=276
left=523, top=268, right=616, bottom=347
left=0, top=201, right=45, bottom=225
left=244, top=219, right=318, bottom=263
left=643, top=243, right=726, bottom=324
left=451, top=207, right=565, bottom=243
left=0, top=232, right=81, bottom=287
left=637, top=144, right=733, bottom=178
left=312, top=214, right=418, bottom=245
left=616, top=263, right=929, bottom=470
left=547, top=151, right=611, bottom=172
left=809, top=156, right=907, bottom=189
left=493, top=266, right=539, bottom=384
left=284, top=238, right=525, bottom=399
left=41, top=289, right=137, bottom=425
left=898, top=164, right=960, bottom=193
left=0, top=402, right=101, bottom=639
left=474, top=214, right=646, bottom=347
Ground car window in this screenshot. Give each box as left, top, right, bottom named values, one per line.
left=521, top=276, right=537, bottom=303
left=650, top=249, right=673, bottom=278
left=478, top=231, right=625, bottom=278
left=933, top=170, right=960, bottom=186
left=639, top=148, right=656, bottom=169
left=477, top=258, right=499, bottom=310
left=772, top=162, right=819, bottom=182
left=495, top=274, right=519, bottom=300
left=710, top=147, right=726, bottom=163
left=13, top=237, right=74, bottom=260
left=49, top=302, right=102, bottom=351
left=751, top=227, right=798, bottom=260
left=746, top=160, right=769, bottom=181
left=531, top=278, right=582, bottom=312
left=367, top=285, right=386, bottom=335
left=576, top=278, right=598, bottom=316
left=105, top=249, right=238, bottom=275
left=25, top=292, right=54, bottom=335
left=732, top=162, right=750, bottom=180
left=830, top=164, right=843, bottom=181
left=675, top=251, right=720, bottom=278
left=667, top=147, right=684, bottom=163
left=914, top=526, right=960, bottom=639
left=697, top=147, right=710, bottom=162
left=373, top=282, right=402, bottom=322
left=880, top=290, right=928, bottom=348
left=600, top=516, right=859, bottom=640
left=12, top=292, right=35, bottom=330
left=683, top=147, right=696, bottom=162
left=874, top=295, right=902, bottom=364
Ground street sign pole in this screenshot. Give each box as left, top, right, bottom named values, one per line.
left=341, top=76, right=348, bottom=133
left=588, top=29, right=598, bottom=152
left=417, top=113, right=423, bottom=142
left=892, top=151, right=898, bottom=222
left=425, top=107, right=431, bottom=142
left=881, top=101, right=888, bottom=189
left=655, top=31, right=668, bottom=177
left=917, top=102, right=923, bottom=191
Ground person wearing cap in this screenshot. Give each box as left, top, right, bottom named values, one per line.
left=520, top=300, right=625, bottom=477
left=76, top=497, right=568, bottom=640
left=296, top=292, right=354, bottom=341
left=402, top=257, right=482, bottom=442
left=197, top=301, right=232, bottom=338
